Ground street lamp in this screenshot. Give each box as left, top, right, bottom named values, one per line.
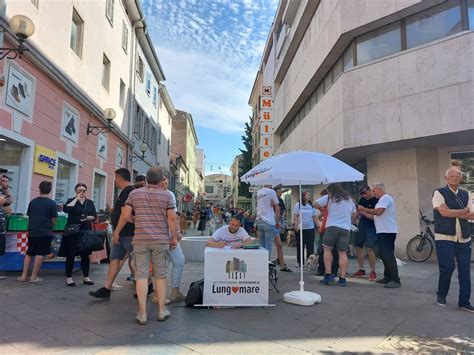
left=130, top=143, right=148, bottom=162
left=87, top=108, right=115, bottom=135
left=0, top=15, right=35, bottom=60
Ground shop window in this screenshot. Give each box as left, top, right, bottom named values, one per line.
left=70, top=8, right=84, bottom=58
left=451, top=152, right=474, bottom=193
left=356, top=21, right=401, bottom=65
left=469, top=0, right=474, bottom=30
left=406, top=2, right=461, bottom=49
left=93, top=172, right=106, bottom=211
left=55, top=159, right=76, bottom=205
left=0, top=140, right=23, bottom=210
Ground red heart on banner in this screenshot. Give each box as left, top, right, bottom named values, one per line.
left=232, top=287, right=239, bottom=294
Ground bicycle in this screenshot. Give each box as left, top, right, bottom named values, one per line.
left=406, top=210, right=435, bottom=262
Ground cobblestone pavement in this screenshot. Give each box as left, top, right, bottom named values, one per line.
left=1, top=233, right=473, bottom=354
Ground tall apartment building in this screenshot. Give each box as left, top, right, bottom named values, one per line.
left=254, top=0, right=474, bottom=256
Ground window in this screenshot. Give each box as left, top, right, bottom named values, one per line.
left=146, top=72, right=151, bottom=95
left=357, top=22, right=401, bottom=65
left=137, top=56, right=144, bottom=81
left=119, top=80, right=126, bottom=109
left=143, top=117, right=150, bottom=147
left=167, top=140, right=170, bottom=155
left=151, top=126, right=157, bottom=152
left=153, top=86, right=157, bottom=106
left=93, top=172, right=106, bottom=211
left=106, top=0, right=114, bottom=25
left=316, top=83, right=324, bottom=102
left=406, top=2, right=461, bottom=49
left=122, top=20, right=128, bottom=52
left=205, top=185, right=214, bottom=194
left=0, top=140, right=23, bottom=210
left=55, top=159, right=76, bottom=205
left=469, top=0, right=474, bottom=30
left=102, top=54, right=111, bottom=91
left=333, top=57, right=343, bottom=80
left=158, top=126, right=162, bottom=144
left=323, top=71, right=333, bottom=93
left=134, top=104, right=142, bottom=135
left=70, top=8, right=84, bottom=58
left=343, top=44, right=353, bottom=71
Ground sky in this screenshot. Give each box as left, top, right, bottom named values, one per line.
left=141, top=0, right=278, bottom=175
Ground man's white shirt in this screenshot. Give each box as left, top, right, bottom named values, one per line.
left=211, top=225, right=250, bottom=246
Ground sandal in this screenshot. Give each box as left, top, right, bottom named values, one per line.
left=280, top=266, right=293, bottom=273
left=17, top=277, right=28, bottom=282
left=29, top=277, right=43, bottom=283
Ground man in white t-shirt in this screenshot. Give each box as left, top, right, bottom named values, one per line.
left=255, top=185, right=280, bottom=258
left=358, top=182, right=400, bottom=289
left=206, top=217, right=253, bottom=249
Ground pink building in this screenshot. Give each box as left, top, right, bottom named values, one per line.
left=0, top=36, right=131, bottom=213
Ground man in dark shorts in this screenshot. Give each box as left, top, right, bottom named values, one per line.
left=89, top=168, right=135, bottom=299
left=352, top=186, right=378, bottom=281
left=19, top=181, right=58, bottom=282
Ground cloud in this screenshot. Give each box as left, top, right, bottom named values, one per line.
left=141, top=0, right=277, bottom=134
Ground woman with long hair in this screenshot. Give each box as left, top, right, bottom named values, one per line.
left=59, top=183, right=97, bottom=286
left=314, top=183, right=356, bottom=287
left=293, top=191, right=319, bottom=267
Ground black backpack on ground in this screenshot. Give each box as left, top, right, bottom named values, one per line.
left=185, top=279, right=204, bottom=308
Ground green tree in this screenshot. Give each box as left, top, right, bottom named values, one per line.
left=239, top=116, right=253, bottom=198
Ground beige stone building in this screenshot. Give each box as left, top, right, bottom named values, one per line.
left=253, top=0, right=474, bottom=257
left=204, top=173, right=231, bottom=207
left=171, top=109, right=200, bottom=210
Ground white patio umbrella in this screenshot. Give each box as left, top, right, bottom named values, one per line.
left=241, top=151, right=364, bottom=306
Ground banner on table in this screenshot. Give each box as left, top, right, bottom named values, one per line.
left=203, top=247, right=269, bottom=306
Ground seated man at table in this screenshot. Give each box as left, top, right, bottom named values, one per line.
left=206, top=217, right=254, bottom=249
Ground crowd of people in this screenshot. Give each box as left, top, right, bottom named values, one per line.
left=0, top=164, right=472, bottom=318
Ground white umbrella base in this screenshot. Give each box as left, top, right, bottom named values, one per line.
left=283, top=290, right=322, bottom=306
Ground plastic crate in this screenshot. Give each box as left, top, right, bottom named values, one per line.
left=53, top=216, right=67, bottom=231
left=7, top=215, right=29, bottom=231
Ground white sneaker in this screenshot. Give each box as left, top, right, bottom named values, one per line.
left=111, top=282, right=123, bottom=291
left=158, top=309, right=171, bottom=321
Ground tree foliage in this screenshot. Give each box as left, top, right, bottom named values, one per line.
left=238, top=116, right=253, bottom=198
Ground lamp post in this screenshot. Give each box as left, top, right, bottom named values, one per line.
left=87, top=108, right=116, bottom=135
left=0, top=15, right=35, bottom=60
left=129, top=142, right=148, bottom=162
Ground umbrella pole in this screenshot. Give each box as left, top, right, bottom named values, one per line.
left=299, top=181, right=304, bottom=292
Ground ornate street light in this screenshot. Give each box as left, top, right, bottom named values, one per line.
left=130, top=143, right=148, bottom=162
left=87, top=108, right=116, bottom=135
left=0, top=15, right=35, bottom=60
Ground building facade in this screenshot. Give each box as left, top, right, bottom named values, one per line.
left=171, top=109, right=200, bottom=210
left=204, top=173, right=231, bottom=207
left=0, top=0, right=140, bottom=212
left=0, top=0, right=182, bottom=213
left=230, top=155, right=252, bottom=210
left=254, top=0, right=474, bottom=257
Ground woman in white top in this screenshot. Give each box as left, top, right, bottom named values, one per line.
left=293, top=191, right=319, bottom=267
left=314, top=184, right=357, bottom=287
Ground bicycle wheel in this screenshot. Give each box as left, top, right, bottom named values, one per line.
left=406, top=234, right=433, bottom=262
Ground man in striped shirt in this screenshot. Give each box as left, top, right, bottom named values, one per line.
left=114, top=166, right=178, bottom=325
